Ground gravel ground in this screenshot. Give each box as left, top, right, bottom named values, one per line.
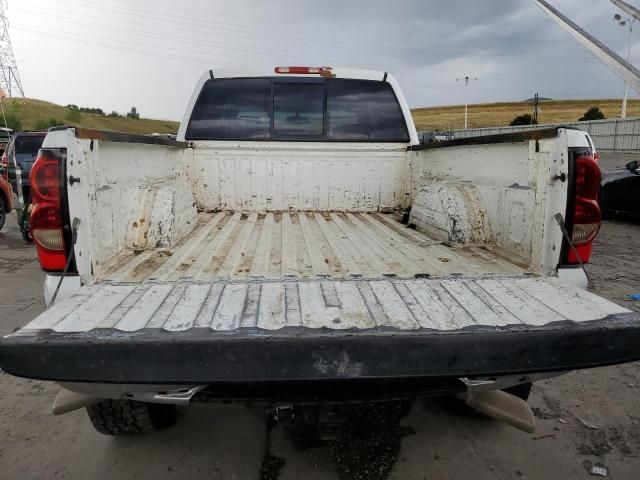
left=0, top=178, right=639, bottom=479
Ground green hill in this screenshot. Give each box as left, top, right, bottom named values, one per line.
left=1, top=98, right=179, bottom=135
left=4, top=97, right=635, bottom=136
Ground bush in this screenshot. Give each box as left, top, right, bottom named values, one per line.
left=65, top=108, right=82, bottom=123
left=126, top=106, right=140, bottom=120
left=65, top=104, right=104, bottom=115
left=578, top=107, right=605, bottom=121
left=2, top=112, right=22, bottom=132
left=509, top=114, right=537, bottom=126
left=34, top=117, right=64, bottom=130
left=79, top=107, right=105, bottom=115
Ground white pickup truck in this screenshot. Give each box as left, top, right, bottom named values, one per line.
left=1, top=67, right=638, bottom=436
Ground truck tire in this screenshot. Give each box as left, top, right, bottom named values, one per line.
left=503, top=382, right=532, bottom=401
left=86, top=399, right=177, bottom=435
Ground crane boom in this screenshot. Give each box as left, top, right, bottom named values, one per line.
left=535, top=0, right=640, bottom=94
left=610, top=0, right=640, bottom=22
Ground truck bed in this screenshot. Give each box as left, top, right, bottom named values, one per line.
left=106, top=211, right=525, bottom=283
left=3, top=212, right=639, bottom=383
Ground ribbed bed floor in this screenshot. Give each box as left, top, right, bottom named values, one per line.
left=106, top=212, right=525, bottom=282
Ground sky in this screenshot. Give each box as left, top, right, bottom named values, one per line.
left=6, top=0, right=640, bottom=121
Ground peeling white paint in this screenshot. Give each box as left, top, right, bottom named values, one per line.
left=35, top=127, right=581, bottom=337
left=22, top=277, right=630, bottom=333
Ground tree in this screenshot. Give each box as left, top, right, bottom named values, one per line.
left=578, top=107, right=605, bottom=121
left=108, top=111, right=121, bottom=118
left=509, top=114, right=537, bottom=126
left=126, top=106, right=140, bottom=120
left=3, top=112, right=22, bottom=132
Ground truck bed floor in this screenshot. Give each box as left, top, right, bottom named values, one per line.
left=106, top=212, right=525, bottom=283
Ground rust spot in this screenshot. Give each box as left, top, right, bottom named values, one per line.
left=140, top=218, right=146, bottom=224
left=132, top=221, right=138, bottom=228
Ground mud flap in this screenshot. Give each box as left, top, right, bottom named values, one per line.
left=459, top=390, right=535, bottom=433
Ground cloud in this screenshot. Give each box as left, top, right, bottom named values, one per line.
left=8, top=0, right=639, bottom=120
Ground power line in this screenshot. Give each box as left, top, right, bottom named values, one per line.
left=13, top=3, right=605, bottom=64
left=0, top=0, right=24, bottom=97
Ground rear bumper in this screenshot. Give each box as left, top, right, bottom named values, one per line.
left=2, top=313, right=640, bottom=384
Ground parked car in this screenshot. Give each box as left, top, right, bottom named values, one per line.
left=1, top=67, right=638, bottom=438
left=0, top=171, right=12, bottom=231
left=4, top=131, right=47, bottom=201
left=0, top=127, right=12, bottom=157
left=599, top=159, right=640, bottom=219
left=4, top=131, right=47, bottom=241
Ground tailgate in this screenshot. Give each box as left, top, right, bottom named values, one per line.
left=1, top=276, right=639, bottom=383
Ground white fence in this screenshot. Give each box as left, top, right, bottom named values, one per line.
left=421, top=117, right=640, bottom=152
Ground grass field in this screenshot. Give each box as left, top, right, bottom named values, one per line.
left=411, top=98, right=640, bottom=131
left=1, top=98, right=179, bottom=135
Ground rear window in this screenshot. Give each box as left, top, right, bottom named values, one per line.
left=274, top=83, right=324, bottom=138
left=185, top=77, right=409, bottom=142
left=327, top=80, right=409, bottom=141
left=186, top=78, right=271, bottom=140
left=14, top=135, right=45, bottom=154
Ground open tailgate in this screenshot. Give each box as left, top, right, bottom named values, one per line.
left=1, top=276, right=639, bottom=383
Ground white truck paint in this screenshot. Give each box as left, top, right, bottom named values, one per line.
left=2, top=68, right=637, bottom=435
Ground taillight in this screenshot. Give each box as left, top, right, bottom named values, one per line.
left=29, top=150, right=67, bottom=271
left=566, top=155, right=601, bottom=264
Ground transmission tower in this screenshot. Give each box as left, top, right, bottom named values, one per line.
left=0, top=0, right=24, bottom=97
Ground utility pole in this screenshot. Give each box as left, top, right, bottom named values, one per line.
left=0, top=0, right=24, bottom=98
left=456, top=75, right=477, bottom=129
left=532, top=93, right=540, bottom=124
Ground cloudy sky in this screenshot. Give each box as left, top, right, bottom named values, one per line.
left=7, top=0, right=640, bottom=120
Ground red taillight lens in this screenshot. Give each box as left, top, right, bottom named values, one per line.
left=30, top=155, right=61, bottom=202
left=574, top=155, right=601, bottom=199
left=567, top=243, right=593, bottom=264
left=566, top=155, right=602, bottom=265
left=29, top=152, right=67, bottom=271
